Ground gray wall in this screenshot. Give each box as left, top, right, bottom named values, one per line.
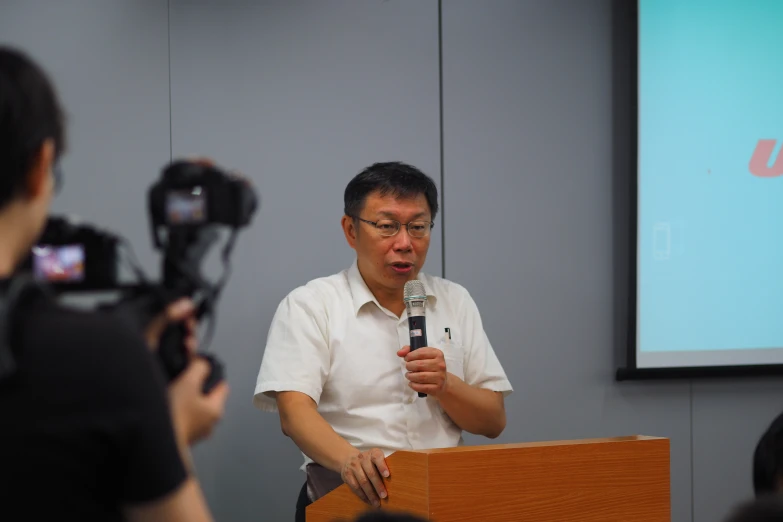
left=0, top=1, right=778, bottom=521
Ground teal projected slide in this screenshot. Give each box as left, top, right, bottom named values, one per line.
left=637, top=0, right=783, bottom=368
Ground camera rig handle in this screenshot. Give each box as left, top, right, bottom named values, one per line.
left=153, top=223, right=226, bottom=394
left=157, top=313, right=223, bottom=394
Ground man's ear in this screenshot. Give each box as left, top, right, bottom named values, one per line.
left=341, top=215, right=358, bottom=249
left=25, top=139, right=55, bottom=199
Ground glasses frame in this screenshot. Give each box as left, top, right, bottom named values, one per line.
left=351, top=215, right=435, bottom=238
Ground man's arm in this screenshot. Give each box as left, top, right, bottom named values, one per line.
left=277, top=391, right=359, bottom=473
left=436, top=374, right=506, bottom=438
left=426, top=285, right=513, bottom=438
left=277, top=391, right=390, bottom=507
left=255, top=289, right=390, bottom=506
left=398, top=346, right=506, bottom=438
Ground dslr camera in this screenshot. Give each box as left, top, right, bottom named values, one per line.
left=22, top=160, right=258, bottom=391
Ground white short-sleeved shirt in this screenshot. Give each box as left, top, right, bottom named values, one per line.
left=254, top=260, right=513, bottom=468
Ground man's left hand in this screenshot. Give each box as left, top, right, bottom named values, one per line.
left=397, top=346, right=449, bottom=396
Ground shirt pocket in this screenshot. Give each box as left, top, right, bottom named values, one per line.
left=435, top=330, right=465, bottom=381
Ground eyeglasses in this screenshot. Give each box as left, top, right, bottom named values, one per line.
left=352, top=216, right=434, bottom=238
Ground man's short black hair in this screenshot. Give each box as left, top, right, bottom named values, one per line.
left=724, top=494, right=783, bottom=522
left=754, top=412, right=783, bottom=496
left=0, top=46, right=66, bottom=209
left=344, top=161, right=439, bottom=220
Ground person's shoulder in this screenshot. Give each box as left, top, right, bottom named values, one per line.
left=19, top=296, right=155, bottom=385
left=27, top=297, right=143, bottom=345
left=422, top=273, right=483, bottom=319
left=278, top=267, right=352, bottom=309
left=422, top=272, right=472, bottom=301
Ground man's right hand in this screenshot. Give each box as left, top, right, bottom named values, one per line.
left=340, top=448, right=390, bottom=507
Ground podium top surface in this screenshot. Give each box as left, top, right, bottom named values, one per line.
left=410, top=434, right=665, bottom=454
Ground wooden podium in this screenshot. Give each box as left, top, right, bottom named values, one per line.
left=306, top=435, right=670, bottom=522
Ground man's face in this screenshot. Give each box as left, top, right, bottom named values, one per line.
left=343, top=191, right=432, bottom=294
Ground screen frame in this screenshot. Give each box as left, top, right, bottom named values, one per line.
left=614, top=0, right=783, bottom=381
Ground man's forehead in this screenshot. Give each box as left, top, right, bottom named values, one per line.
left=364, top=193, right=430, bottom=216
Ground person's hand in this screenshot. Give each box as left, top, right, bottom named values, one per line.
left=168, top=356, right=229, bottom=447
left=340, top=448, right=390, bottom=507
left=144, top=298, right=198, bottom=353
left=144, top=297, right=228, bottom=447
left=397, top=346, right=449, bottom=396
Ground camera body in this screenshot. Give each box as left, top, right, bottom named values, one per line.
left=24, top=217, right=119, bottom=292
left=148, top=160, right=257, bottom=233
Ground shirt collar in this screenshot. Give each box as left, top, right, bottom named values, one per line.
left=347, top=259, right=437, bottom=317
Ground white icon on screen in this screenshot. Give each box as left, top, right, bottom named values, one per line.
left=653, top=222, right=671, bottom=260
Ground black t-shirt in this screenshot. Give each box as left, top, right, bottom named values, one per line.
left=0, top=283, right=188, bottom=521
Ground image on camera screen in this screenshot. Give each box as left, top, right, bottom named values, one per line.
left=166, top=188, right=207, bottom=224
left=32, top=244, right=85, bottom=282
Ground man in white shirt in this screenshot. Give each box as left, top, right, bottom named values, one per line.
left=254, top=161, right=512, bottom=520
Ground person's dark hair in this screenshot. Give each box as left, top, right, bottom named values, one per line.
left=724, top=494, right=783, bottom=522
left=0, top=46, right=66, bottom=209
left=344, top=162, right=439, bottom=221
left=753, top=412, right=783, bottom=496
left=352, top=511, right=429, bottom=522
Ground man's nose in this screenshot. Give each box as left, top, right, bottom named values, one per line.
left=393, top=227, right=413, bottom=250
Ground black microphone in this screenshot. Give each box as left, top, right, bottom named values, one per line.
left=403, top=280, right=428, bottom=398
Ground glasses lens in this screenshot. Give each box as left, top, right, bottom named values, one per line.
left=375, top=219, right=400, bottom=236
left=407, top=221, right=431, bottom=238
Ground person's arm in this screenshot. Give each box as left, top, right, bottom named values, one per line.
left=277, top=391, right=359, bottom=472
left=116, top=300, right=227, bottom=522
left=122, top=357, right=228, bottom=522
left=254, top=288, right=389, bottom=506
left=435, top=373, right=505, bottom=438
left=397, top=346, right=505, bottom=438
left=124, top=476, right=212, bottom=522
left=399, top=286, right=512, bottom=439
left=276, top=391, right=390, bottom=507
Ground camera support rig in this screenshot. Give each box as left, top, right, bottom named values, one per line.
left=22, top=160, right=258, bottom=394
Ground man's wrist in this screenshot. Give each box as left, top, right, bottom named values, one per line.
left=437, top=372, right=459, bottom=399
left=318, top=445, right=360, bottom=475
left=333, top=446, right=361, bottom=474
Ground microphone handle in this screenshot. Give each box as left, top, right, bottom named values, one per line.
left=408, top=315, right=428, bottom=398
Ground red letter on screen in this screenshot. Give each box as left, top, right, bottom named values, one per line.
left=749, top=139, right=783, bottom=178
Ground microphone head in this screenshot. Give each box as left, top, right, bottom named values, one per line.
left=403, top=280, right=426, bottom=302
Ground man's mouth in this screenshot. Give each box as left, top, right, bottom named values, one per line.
left=390, top=262, right=414, bottom=274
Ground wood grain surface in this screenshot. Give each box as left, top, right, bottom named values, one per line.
left=307, top=436, right=670, bottom=522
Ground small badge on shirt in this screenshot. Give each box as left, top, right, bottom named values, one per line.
left=410, top=329, right=422, bottom=337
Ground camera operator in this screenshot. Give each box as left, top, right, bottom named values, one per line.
left=0, top=46, right=228, bottom=521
